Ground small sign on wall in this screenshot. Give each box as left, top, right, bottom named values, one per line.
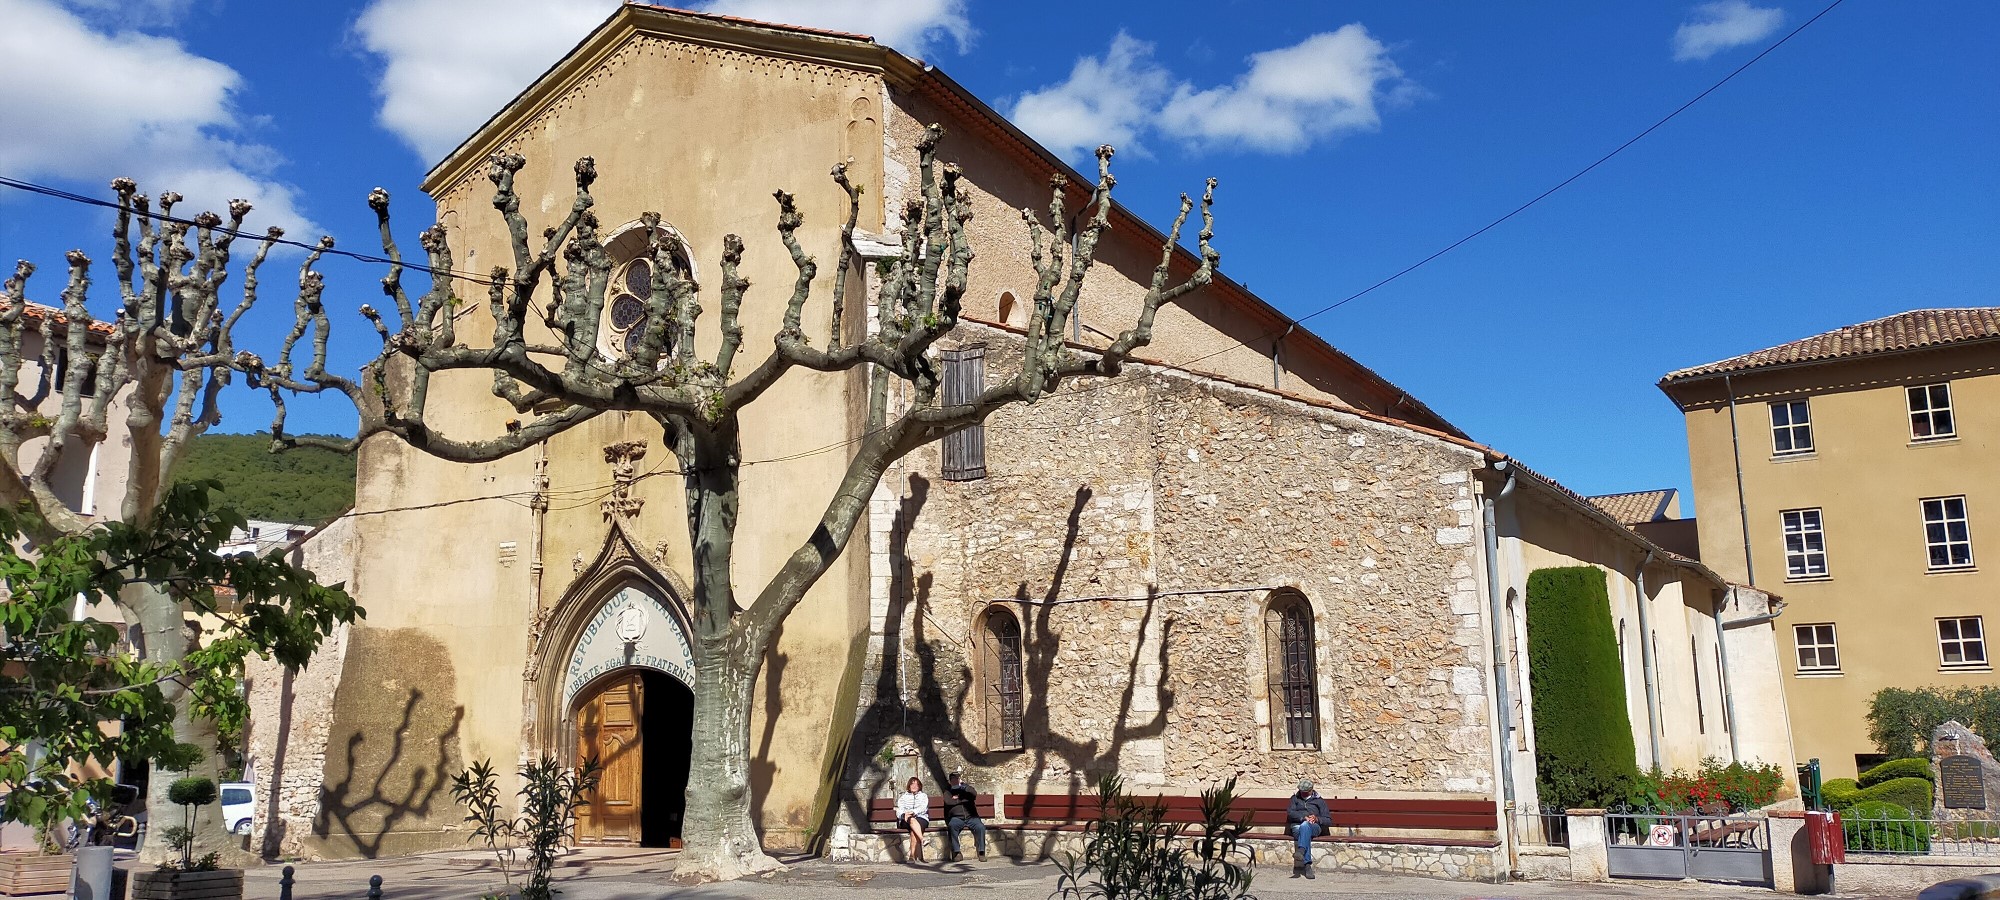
left=1647, top=824, right=1677, bottom=847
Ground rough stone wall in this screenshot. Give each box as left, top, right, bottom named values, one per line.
left=843, top=324, right=1491, bottom=819
left=243, top=515, right=358, bottom=859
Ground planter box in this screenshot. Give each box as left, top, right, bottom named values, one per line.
left=130, top=869, right=243, bottom=900
left=0, top=851, right=72, bottom=896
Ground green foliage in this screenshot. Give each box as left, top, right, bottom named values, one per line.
left=1635, top=758, right=1788, bottom=812
left=0, top=482, right=362, bottom=854
left=1052, top=774, right=1255, bottom=900
left=451, top=756, right=602, bottom=900
left=1823, top=775, right=1932, bottom=813
left=167, top=777, right=218, bottom=807
left=173, top=432, right=356, bottom=525
left=1866, top=686, right=2000, bottom=758
left=1524, top=567, right=1639, bottom=811
left=1859, top=758, right=1935, bottom=789
left=1843, top=801, right=1931, bottom=853
left=1860, top=777, right=1934, bottom=814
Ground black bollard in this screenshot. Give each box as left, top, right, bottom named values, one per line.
left=279, top=865, right=295, bottom=900
left=367, top=873, right=384, bottom=900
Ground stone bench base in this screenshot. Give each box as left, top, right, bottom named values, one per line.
left=830, top=825, right=1501, bottom=882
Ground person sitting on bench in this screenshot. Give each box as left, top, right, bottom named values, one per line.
left=942, top=771, right=989, bottom=861
left=1287, top=780, right=1330, bottom=877
left=894, top=776, right=932, bottom=863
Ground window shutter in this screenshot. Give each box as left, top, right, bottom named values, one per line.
left=941, top=346, right=987, bottom=481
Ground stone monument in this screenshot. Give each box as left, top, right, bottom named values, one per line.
left=1931, top=720, right=2000, bottom=821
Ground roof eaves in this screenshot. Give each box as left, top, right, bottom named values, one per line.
left=1504, top=461, right=1727, bottom=589
left=907, top=64, right=1467, bottom=441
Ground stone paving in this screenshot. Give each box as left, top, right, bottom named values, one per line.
left=223, top=850, right=1892, bottom=900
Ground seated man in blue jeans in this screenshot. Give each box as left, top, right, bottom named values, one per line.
left=942, top=772, right=989, bottom=862
left=1287, top=780, right=1330, bottom=877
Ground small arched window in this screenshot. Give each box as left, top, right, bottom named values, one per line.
left=997, top=291, right=1019, bottom=327
left=978, top=607, right=1025, bottom=750
left=1265, top=593, right=1320, bottom=749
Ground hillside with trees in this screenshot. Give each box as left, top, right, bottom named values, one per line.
left=173, top=433, right=356, bottom=525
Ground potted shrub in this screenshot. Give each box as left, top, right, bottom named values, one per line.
left=129, top=777, right=242, bottom=900
left=0, top=780, right=78, bottom=896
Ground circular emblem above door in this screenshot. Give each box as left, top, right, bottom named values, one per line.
left=616, top=604, right=649, bottom=642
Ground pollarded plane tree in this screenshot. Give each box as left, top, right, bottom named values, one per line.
left=76, top=124, right=1212, bottom=880
left=0, top=186, right=359, bottom=863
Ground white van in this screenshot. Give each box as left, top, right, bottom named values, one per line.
left=221, top=782, right=255, bottom=836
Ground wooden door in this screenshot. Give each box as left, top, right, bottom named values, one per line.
left=574, top=673, right=644, bottom=844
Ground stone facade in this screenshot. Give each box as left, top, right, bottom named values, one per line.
left=837, top=323, right=1496, bottom=874
left=242, top=516, right=358, bottom=859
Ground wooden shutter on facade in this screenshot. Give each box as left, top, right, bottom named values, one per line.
left=941, top=346, right=987, bottom=481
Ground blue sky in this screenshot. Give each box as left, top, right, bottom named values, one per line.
left=1, top=0, right=1995, bottom=514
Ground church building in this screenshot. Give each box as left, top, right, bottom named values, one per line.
left=242, top=5, right=1794, bottom=878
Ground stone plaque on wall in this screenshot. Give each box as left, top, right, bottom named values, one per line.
left=1941, top=755, right=1987, bottom=809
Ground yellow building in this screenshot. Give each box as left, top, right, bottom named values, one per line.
left=1660, top=308, right=2000, bottom=778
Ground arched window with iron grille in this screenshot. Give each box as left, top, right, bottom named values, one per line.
left=978, top=607, right=1024, bottom=750
left=1265, top=593, right=1320, bottom=749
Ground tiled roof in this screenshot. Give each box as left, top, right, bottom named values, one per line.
left=1662, top=307, right=2000, bottom=383
left=1588, top=489, right=1676, bottom=525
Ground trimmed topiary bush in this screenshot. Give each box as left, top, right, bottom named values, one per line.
left=1525, top=567, right=1640, bottom=811
left=1843, top=801, right=1930, bottom=853
left=1859, top=758, right=1935, bottom=789
left=1861, top=776, right=1934, bottom=814
left=1822, top=778, right=1861, bottom=810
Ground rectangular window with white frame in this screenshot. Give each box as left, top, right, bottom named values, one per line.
left=1923, top=496, right=1975, bottom=570
left=1938, top=617, right=1987, bottom=669
left=1770, top=399, right=1813, bottom=455
left=1909, top=383, right=1956, bottom=441
left=1794, top=623, right=1840, bottom=672
left=1782, top=508, right=1829, bottom=578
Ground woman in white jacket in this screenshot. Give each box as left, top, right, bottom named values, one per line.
left=894, top=776, right=931, bottom=862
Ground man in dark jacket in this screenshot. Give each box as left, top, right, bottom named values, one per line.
left=1286, top=780, right=1330, bottom=876
left=942, top=772, right=988, bottom=861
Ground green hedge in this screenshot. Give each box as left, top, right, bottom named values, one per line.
left=1844, top=801, right=1930, bottom=853
left=1526, top=567, right=1640, bottom=810
left=1859, top=758, right=1935, bottom=789
left=1824, top=775, right=1932, bottom=813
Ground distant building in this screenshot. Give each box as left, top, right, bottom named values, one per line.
left=218, top=520, right=313, bottom=558
left=1588, top=488, right=1700, bottom=560
left=1660, top=307, right=2000, bottom=778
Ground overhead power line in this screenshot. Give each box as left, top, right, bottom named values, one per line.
left=0, top=0, right=1844, bottom=472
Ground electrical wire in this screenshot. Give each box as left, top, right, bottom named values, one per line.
left=0, top=0, right=1844, bottom=474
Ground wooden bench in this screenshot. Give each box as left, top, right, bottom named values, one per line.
left=866, top=795, right=999, bottom=833
left=1684, top=804, right=1760, bottom=847
left=1005, top=793, right=1500, bottom=849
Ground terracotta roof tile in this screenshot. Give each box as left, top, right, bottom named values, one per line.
left=1662, top=307, right=2000, bottom=383
left=1587, top=489, right=1676, bottom=525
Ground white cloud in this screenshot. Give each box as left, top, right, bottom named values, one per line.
left=1008, top=32, right=1173, bottom=160
left=355, top=0, right=971, bottom=163
left=354, top=0, right=620, bottom=163
left=1012, top=26, right=1411, bottom=160
left=0, top=0, right=318, bottom=238
left=695, top=0, right=971, bottom=58
left=1673, top=1, right=1785, bottom=62
left=1158, top=25, right=1401, bottom=154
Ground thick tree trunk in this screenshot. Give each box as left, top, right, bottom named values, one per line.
left=128, top=583, right=239, bottom=866
left=673, top=647, right=777, bottom=882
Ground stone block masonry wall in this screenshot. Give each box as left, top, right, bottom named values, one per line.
left=243, top=516, right=358, bottom=859
left=841, top=324, right=1495, bottom=837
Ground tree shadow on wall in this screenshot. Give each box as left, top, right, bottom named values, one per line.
left=750, top=619, right=789, bottom=841
left=830, top=479, right=1176, bottom=852
left=314, top=627, right=467, bottom=859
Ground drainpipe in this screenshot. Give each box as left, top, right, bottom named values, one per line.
left=1713, top=592, right=1740, bottom=762
left=1633, top=550, right=1663, bottom=771
left=1272, top=322, right=1296, bottom=390
left=1481, top=461, right=1518, bottom=874
left=1724, top=375, right=1758, bottom=586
